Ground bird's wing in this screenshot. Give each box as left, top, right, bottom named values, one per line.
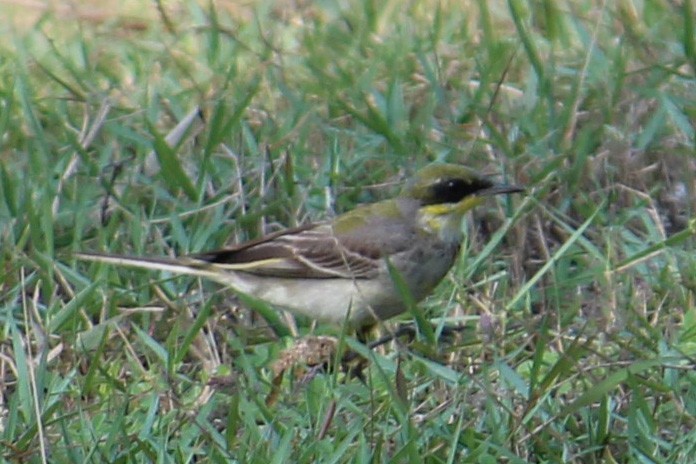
left=192, top=200, right=419, bottom=279
left=191, top=222, right=383, bottom=279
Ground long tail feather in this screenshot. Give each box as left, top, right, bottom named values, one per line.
left=74, top=252, right=221, bottom=280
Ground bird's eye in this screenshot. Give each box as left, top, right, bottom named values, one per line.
left=429, top=177, right=492, bottom=204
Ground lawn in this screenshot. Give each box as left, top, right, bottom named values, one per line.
left=1, top=0, right=696, bottom=462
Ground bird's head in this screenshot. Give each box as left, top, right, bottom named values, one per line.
left=402, top=163, right=523, bottom=241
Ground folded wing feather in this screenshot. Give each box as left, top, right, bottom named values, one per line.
left=191, top=223, right=380, bottom=279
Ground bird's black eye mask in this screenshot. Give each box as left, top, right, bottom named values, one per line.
left=426, top=177, right=494, bottom=205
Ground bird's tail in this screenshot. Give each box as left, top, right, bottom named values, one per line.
left=74, top=252, right=223, bottom=281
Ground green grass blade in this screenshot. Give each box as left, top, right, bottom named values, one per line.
left=148, top=121, right=199, bottom=202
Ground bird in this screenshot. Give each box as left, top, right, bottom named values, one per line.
left=75, top=163, right=523, bottom=330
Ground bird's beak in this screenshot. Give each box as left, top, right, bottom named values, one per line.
left=477, top=184, right=525, bottom=196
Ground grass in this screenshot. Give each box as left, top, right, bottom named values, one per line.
left=1, top=0, right=696, bottom=462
